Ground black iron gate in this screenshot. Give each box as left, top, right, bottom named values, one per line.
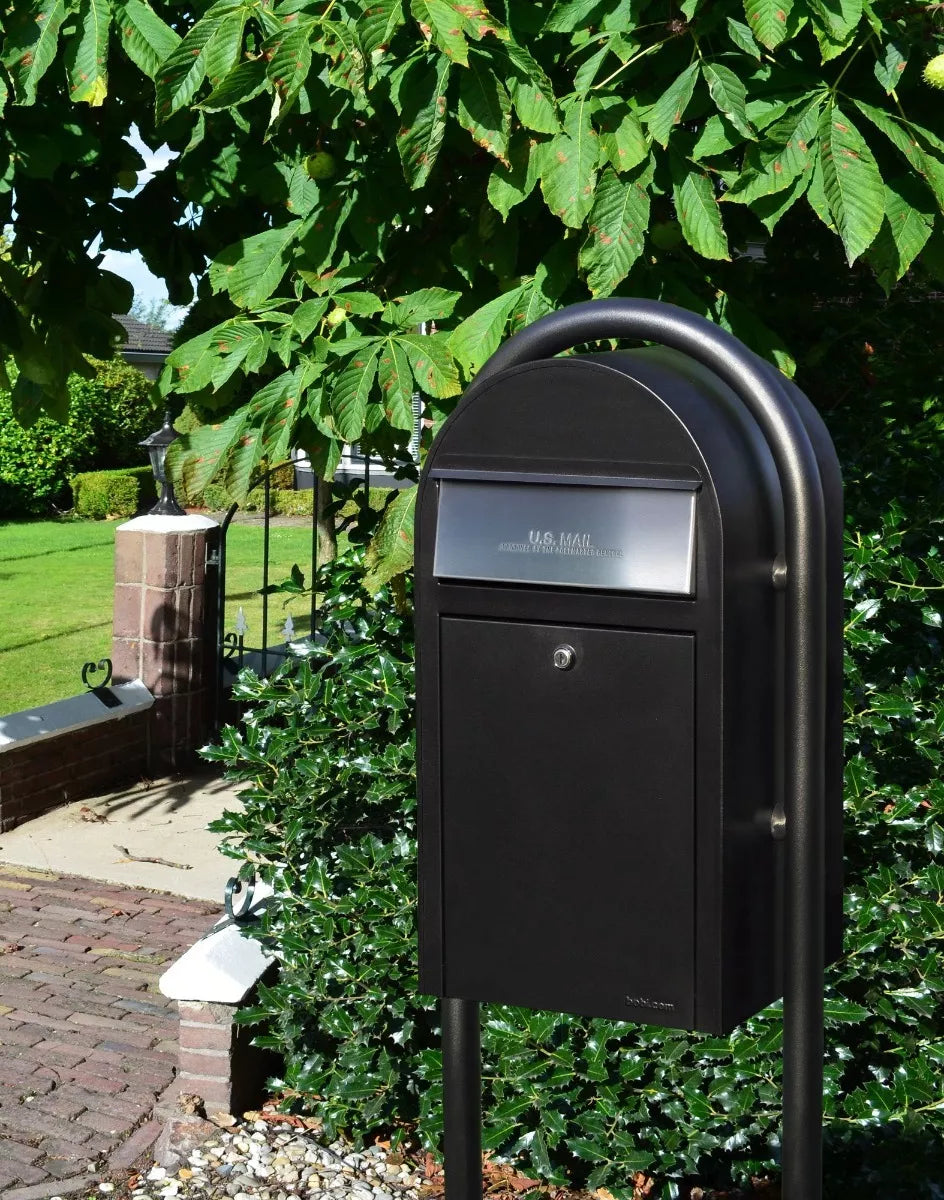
left=212, top=456, right=378, bottom=731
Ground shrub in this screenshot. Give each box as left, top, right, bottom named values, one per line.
left=71, top=466, right=156, bottom=519
left=207, top=298, right=944, bottom=1198
left=0, top=358, right=155, bottom=517
left=272, top=488, right=314, bottom=517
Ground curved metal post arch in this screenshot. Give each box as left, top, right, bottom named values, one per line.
left=461, top=299, right=828, bottom=1200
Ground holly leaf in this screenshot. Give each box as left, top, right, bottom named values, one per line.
left=66, top=0, right=110, bottom=106
left=364, top=486, right=416, bottom=591
left=395, top=55, right=451, bottom=189
left=113, top=0, right=180, bottom=80
left=579, top=160, right=653, bottom=297
left=818, top=102, right=884, bottom=264
left=672, top=159, right=730, bottom=260
left=644, top=62, right=699, bottom=149
left=330, top=348, right=380, bottom=443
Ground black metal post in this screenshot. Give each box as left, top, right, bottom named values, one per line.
left=442, top=998, right=481, bottom=1200
left=471, top=299, right=827, bottom=1200
left=262, top=471, right=271, bottom=676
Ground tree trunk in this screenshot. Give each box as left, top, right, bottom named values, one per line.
left=316, top=476, right=337, bottom=565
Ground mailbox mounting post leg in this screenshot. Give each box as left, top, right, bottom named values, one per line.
left=442, top=998, right=482, bottom=1200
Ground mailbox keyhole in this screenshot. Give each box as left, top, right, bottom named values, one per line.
left=553, top=645, right=576, bottom=671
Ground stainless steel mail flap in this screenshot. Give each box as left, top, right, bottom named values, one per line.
left=433, top=479, right=696, bottom=594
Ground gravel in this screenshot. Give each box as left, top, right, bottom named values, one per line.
left=101, top=1117, right=430, bottom=1200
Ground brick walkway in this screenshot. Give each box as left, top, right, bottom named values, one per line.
left=0, top=864, right=218, bottom=1198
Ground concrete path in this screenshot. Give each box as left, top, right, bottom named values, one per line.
left=0, top=863, right=218, bottom=1196
left=0, top=771, right=248, bottom=1196
left=0, top=772, right=243, bottom=902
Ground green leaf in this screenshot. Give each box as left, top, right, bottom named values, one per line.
left=540, top=96, right=598, bottom=228
left=702, top=62, right=754, bottom=140
left=161, top=329, right=219, bottom=395
left=823, top=999, right=871, bottom=1023
left=672, top=161, right=729, bottom=260
left=723, top=96, right=821, bottom=204
left=693, top=114, right=744, bottom=157
left=867, top=177, right=934, bottom=293
left=644, top=62, right=699, bottom=149
left=377, top=339, right=415, bottom=430
left=294, top=298, right=330, bottom=340
left=154, top=8, right=225, bottom=120
left=210, top=319, right=269, bottom=389
left=323, top=18, right=365, bottom=93
left=331, top=349, right=380, bottom=443
left=210, top=221, right=303, bottom=309
left=113, top=0, right=180, bottom=80
left=750, top=171, right=811, bottom=232
left=200, top=58, right=268, bottom=111
left=487, top=130, right=540, bottom=219
left=579, top=160, right=652, bottom=297
left=506, top=42, right=558, bottom=134
left=399, top=331, right=461, bottom=398
left=448, top=286, right=522, bottom=375
left=873, top=40, right=907, bottom=94
left=358, top=0, right=405, bottom=58
left=544, top=0, right=606, bottom=32
left=382, top=287, right=460, bottom=327
left=410, top=0, right=468, bottom=65
left=809, top=0, right=862, bottom=59
left=743, top=0, right=794, bottom=50
left=364, top=486, right=416, bottom=590
left=818, top=102, right=884, bottom=265
left=726, top=16, right=761, bottom=58
left=457, top=57, right=511, bottom=164
left=66, top=0, right=110, bottom=106
left=596, top=102, right=649, bottom=173
left=395, top=55, right=451, bottom=189
left=166, top=409, right=248, bottom=499
left=0, top=74, right=7, bottom=118
left=206, top=8, right=248, bottom=89
left=263, top=19, right=313, bottom=103
left=2, top=0, right=70, bottom=104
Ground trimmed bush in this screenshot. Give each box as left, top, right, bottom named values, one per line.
left=0, top=358, right=156, bottom=517
left=71, top=466, right=156, bottom=519
left=272, top=488, right=315, bottom=517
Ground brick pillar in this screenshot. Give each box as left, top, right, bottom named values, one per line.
left=112, top=515, right=220, bottom=773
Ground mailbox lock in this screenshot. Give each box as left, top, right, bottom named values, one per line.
left=552, top=644, right=576, bottom=671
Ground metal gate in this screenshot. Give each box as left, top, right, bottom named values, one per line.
left=212, top=458, right=381, bottom=731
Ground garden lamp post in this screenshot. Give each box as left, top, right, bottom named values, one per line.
left=139, top=409, right=186, bottom=516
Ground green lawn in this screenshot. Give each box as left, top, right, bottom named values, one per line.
left=0, top=518, right=322, bottom=715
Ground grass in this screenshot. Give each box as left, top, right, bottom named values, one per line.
left=0, top=517, right=325, bottom=715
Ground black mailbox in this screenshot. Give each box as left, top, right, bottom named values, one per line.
left=415, top=304, right=842, bottom=1038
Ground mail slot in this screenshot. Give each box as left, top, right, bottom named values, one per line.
left=415, top=328, right=843, bottom=1036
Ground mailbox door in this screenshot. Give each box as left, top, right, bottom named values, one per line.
left=440, top=617, right=695, bottom=1027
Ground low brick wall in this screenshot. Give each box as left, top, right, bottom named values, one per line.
left=0, top=708, right=151, bottom=831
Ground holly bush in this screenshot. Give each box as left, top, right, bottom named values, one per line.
left=207, top=284, right=944, bottom=1196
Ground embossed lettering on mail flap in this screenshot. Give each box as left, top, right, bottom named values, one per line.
left=433, top=479, right=696, bottom=594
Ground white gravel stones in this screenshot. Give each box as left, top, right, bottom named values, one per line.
left=131, top=1119, right=427, bottom=1200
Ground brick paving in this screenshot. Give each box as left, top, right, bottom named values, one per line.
left=0, top=864, right=218, bottom=1198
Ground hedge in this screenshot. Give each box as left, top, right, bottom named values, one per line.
left=206, top=291, right=944, bottom=1199
left=0, top=358, right=156, bottom=517
left=71, top=466, right=156, bottom=520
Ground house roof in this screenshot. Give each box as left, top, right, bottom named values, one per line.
left=115, top=314, right=173, bottom=356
